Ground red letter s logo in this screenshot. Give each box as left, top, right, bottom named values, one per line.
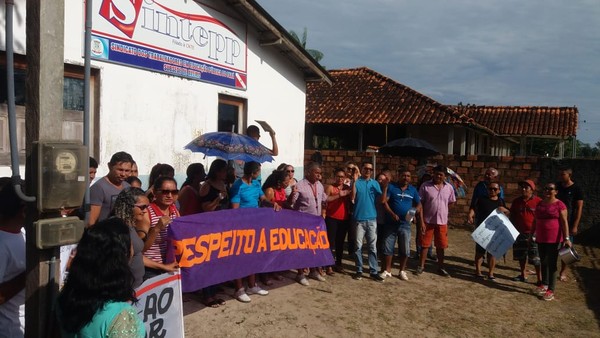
left=99, top=0, right=143, bottom=38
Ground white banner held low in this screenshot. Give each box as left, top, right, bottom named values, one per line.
left=471, top=209, right=520, bottom=257
left=134, top=271, right=184, bottom=338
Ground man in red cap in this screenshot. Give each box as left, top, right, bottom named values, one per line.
left=510, top=179, right=542, bottom=284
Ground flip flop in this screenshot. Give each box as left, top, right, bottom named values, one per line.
left=215, top=298, right=225, bottom=306
left=203, top=299, right=220, bottom=308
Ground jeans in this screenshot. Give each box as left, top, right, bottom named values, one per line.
left=383, top=224, right=411, bottom=257
left=354, top=219, right=379, bottom=275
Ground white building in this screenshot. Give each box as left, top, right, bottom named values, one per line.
left=0, top=0, right=330, bottom=182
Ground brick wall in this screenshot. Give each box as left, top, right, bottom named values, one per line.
left=305, top=150, right=599, bottom=233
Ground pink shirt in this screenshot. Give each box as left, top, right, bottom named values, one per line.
left=534, top=199, right=567, bottom=243
left=419, top=181, right=456, bottom=225
left=291, top=178, right=326, bottom=216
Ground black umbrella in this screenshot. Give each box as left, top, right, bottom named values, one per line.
left=378, top=137, right=439, bottom=157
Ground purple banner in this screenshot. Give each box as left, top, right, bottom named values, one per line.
left=167, top=208, right=333, bottom=292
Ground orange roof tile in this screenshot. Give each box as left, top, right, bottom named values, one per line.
left=306, top=67, right=493, bottom=133
left=452, top=105, right=578, bottom=137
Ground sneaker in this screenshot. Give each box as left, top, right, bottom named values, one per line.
left=309, top=271, right=326, bottom=282
left=295, top=274, right=310, bottom=286
left=352, top=272, right=363, bottom=280
left=542, top=290, right=555, bottom=301
left=512, top=275, right=527, bottom=282
left=247, top=285, right=269, bottom=296
left=379, top=271, right=392, bottom=279
left=438, top=268, right=450, bottom=278
left=532, top=285, right=548, bottom=297
left=234, top=288, right=251, bottom=303
left=399, top=270, right=409, bottom=281
left=414, top=266, right=424, bottom=275
left=370, top=274, right=385, bottom=283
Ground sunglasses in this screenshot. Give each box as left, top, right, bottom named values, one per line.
left=287, top=170, right=295, bottom=173
left=488, top=188, right=499, bottom=191
left=135, top=204, right=149, bottom=210
left=544, top=187, right=556, bottom=191
left=347, top=167, right=355, bottom=171
left=158, top=189, right=179, bottom=195
left=363, top=167, right=373, bottom=171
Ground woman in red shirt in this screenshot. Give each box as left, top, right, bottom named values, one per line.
left=532, top=183, right=571, bottom=301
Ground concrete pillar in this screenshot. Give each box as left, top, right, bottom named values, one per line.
left=459, top=128, right=466, bottom=156
left=447, top=127, right=454, bottom=154
left=25, top=1, right=65, bottom=337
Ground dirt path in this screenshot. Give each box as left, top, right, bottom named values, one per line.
left=182, top=227, right=600, bottom=337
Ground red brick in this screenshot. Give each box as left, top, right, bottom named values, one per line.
left=501, top=156, right=514, bottom=162
left=473, top=162, right=484, bottom=168
left=461, top=161, right=472, bottom=167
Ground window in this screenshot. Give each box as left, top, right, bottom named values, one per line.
left=0, top=54, right=99, bottom=165
left=218, top=96, right=246, bottom=133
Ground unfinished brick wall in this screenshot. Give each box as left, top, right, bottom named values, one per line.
left=304, top=150, right=596, bottom=232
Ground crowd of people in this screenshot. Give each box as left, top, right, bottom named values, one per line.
left=0, top=129, right=585, bottom=336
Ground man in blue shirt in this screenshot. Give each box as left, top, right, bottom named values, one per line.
left=351, top=162, right=384, bottom=282
left=380, top=169, right=422, bottom=281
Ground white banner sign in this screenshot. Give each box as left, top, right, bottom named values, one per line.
left=134, top=271, right=184, bottom=338
left=471, top=209, right=520, bottom=257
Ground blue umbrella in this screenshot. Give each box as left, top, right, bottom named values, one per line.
left=184, top=132, right=274, bottom=163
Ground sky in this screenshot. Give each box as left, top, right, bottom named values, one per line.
left=258, top=0, right=600, bottom=145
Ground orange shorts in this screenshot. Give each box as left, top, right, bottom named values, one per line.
left=419, top=223, right=448, bottom=249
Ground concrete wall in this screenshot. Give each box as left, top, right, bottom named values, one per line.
left=305, top=150, right=599, bottom=234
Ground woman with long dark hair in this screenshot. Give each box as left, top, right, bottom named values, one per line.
left=57, top=218, right=144, bottom=337
left=198, top=159, right=230, bottom=213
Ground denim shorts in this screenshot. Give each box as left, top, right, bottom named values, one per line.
left=383, top=224, right=411, bottom=257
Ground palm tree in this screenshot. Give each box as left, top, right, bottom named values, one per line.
left=289, top=27, right=324, bottom=63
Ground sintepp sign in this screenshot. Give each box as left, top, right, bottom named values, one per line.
left=91, top=0, right=248, bottom=89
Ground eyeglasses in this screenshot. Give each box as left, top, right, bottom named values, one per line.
left=543, top=187, right=556, bottom=191
left=287, top=170, right=295, bottom=173
left=157, top=189, right=179, bottom=195
left=363, top=167, right=373, bottom=171
left=135, top=204, right=149, bottom=210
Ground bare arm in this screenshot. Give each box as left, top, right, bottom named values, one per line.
left=143, top=256, right=178, bottom=272
left=0, top=272, right=25, bottom=305
left=572, top=200, right=583, bottom=235
left=559, top=208, right=571, bottom=247
left=88, top=205, right=101, bottom=226
left=269, top=131, right=279, bottom=156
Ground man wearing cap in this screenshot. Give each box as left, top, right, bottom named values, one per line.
left=510, top=179, right=542, bottom=284
left=380, top=168, right=422, bottom=281
left=470, top=167, right=504, bottom=209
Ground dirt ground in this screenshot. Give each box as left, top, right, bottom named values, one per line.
left=182, top=227, right=600, bottom=337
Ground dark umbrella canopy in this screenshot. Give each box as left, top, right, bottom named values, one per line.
left=379, top=137, right=439, bottom=157
left=184, top=132, right=274, bottom=163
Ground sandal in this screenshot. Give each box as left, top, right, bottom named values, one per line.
left=215, top=298, right=225, bottom=306
left=203, top=298, right=220, bottom=308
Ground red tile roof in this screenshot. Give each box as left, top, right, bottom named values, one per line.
left=452, top=105, right=578, bottom=137
left=306, top=67, right=494, bottom=134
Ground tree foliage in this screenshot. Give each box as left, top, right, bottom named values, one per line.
left=289, top=27, right=324, bottom=63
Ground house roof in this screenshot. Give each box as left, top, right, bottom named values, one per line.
left=451, top=105, right=579, bottom=138
left=223, top=0, right=332, bottom=84
left=305, top=67, right=494, bottom=134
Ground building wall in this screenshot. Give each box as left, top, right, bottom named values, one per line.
left=1, top=0, right=308, bottom=180
left=305, top=150, right=599, bottom=236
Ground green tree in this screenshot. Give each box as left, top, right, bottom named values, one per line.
left=289, top=27, right=324, bottom=63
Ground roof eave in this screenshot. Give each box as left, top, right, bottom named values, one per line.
left=223, top=0, right=332, bottom=85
